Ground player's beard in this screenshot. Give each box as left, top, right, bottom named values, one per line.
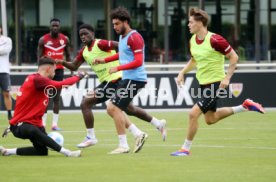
left=119, top=25, right=126, bottom=35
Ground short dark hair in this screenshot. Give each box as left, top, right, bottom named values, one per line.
left=38, top=56, right=55, bottom=66
left=50, top=18, right=61, bottom=23
left=110, top=7, right=131, bottom=23
left=189, top=8, right=209, bottom=27
left=79, top=24, right=95, bottom=32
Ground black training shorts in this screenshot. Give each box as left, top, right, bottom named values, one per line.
left=111, top=79, right=146, bottom=110
left=197, top=81, right=221, bottom=114
left=0, top=73, right=11, bottom=91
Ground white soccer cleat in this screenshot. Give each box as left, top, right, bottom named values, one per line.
left=108, top=146, right=130, bottom=154
left=76, top=137, right=98, bottom=148
left=133, top=132, right=148, bottom=153
left=158, top=119, right=167, bottom=141
left=67, top=150, right=82, bottom=157
left=0, top=146, right=8, bottom=156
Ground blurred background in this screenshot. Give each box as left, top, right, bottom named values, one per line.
left=1, top=0, right=276, bottom=65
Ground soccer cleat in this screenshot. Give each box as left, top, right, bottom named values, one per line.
left=170, top=149, right=190, bottom=156
left=0, top=146, right=8, bottom=156
left=76, top=137, right=98, bottom=148
left=242, top=99, right=265, bottom=114
left=108, top=146, right=130, bottom=154
left=133, top=132, right=148, bottom=153
left=67, top=150, right=82, bottom=157
left=158, top=120, right=167, bottom=141
left=51, top=125, right=62, bottom=131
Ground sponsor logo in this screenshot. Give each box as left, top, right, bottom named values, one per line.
left=47, top=51, right=64, bottom=57
left=46, top=41, right=53, bottom=45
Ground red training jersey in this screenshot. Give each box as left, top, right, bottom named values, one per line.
left=42, top=33, right=68, bottom=69
left=10, top=73, right=80, bottom=127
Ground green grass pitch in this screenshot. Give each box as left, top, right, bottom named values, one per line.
left=0, top=111, right=276, bottom=182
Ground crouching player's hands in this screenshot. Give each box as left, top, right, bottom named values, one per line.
left=76, top=71, right=88, bottom=79
left=2, top=126, right=10, bottom=138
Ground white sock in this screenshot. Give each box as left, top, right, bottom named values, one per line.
left=42, top=113, right=47, bottom=127
left=86, top=128, right=96, bottom=139
left=150, top=117, right=161, bottom=129
left=118, top=135, right=129, bottom=148
left=52, top=113, right=59, bottom=126
left=5, top=148, right=17, bottom=156
left=128, top=124, right=143, bottom=138
left=181, top=139, right=193, bottom=151
left=60, top=147, right=71, bottom=156
left=232, top=105, right=247, bottom=114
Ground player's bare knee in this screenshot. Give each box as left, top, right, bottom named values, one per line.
left=124, top=108, right=131, bottom=116
left=106, top=102, right=116, bottom=116
left=189, top=111, right=198, bottom=121
left=80, top=98, right=95, bottom=110
left=80, top=100, right=89, bottom=111
left=205, top=119, right=213, bottom=125
left=2, top=91, right=10, bottom=98
left=204, top=117, right=216, bottom=125
left=124, top=105, right=135, bottom=116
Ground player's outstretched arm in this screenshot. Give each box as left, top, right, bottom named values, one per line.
left=56, top=58, right=83, bottom=71
left=98, top=40, right=119, bottom=51
left=34, top=72, right=87, bottom=90
left=115, top=52, right=142, bottom=71
left=93, top=53, right=119, bottom=65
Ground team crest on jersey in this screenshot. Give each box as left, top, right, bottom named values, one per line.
left=229, top=83, right=243, bottom=98
left=46, top=41, right=53, bottom=45
left=60, top=39, right=64, bottom=45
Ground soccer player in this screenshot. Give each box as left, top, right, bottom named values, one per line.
left=93, top=7, right=155, bottom=154
left=37, top=18, right=71, bottom=131
left=170, top=8, right=265, bottom=156
left=0, top=26, right=13, bottom=120
left=56, top=23, right=166, bottom=152
left=0, top=57, right=86, bottom=157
